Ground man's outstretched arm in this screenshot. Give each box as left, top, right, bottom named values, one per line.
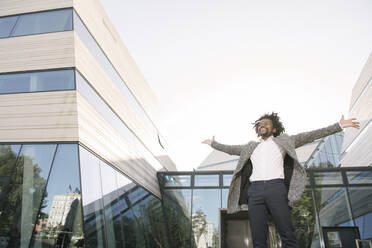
left=291, top=115, right=360, bottom=148
left=202, top=136, right=244, bottom=156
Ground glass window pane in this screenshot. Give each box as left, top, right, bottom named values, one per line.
left=115, top=172, right=146, bottom=247
left=115, top=171, right=133, bottom=199
left=127, top=187, right=149, bottom=248
left=0, top=144, right=21, bottom=175
left=29, top=144, right=83, bottom=247
left=314, top=187, right=353, bottom=227
left=348, top=187, right=372, bottom=239
left=194, top=175, right=219, bottom=187
left=223, top=174, right=232, bottom=186
left=0, top=16, right=18, bottom=38
left=313, top=156, right=321, bottom=167
left=192, top=189, right=221, bottom=248
left=329, top=135, right=341, bottom=155
left=318, top=152, right=329, bottom=167
left=326, top=152, right=336, bottom=168
left=291, top=189, right=319, bottom=247
left=127, top=186, right=149, bottom=205
left=11, top=9, right=72, bottom=37
left=163, top=189, right=192, bottom=247
left=0, top=144, right=56, bottom=247
left=163, top=175, right=191, bottom=187
left=79, top=147, right=106, bottom=248
left=221, top=189, right=228, bottom=209
left=0, top=70, right=75, bottom=94
left=346, top=171, right=372, bottom=184
left=100, top=162, right=124, bottom=248
left=119, top=206, right=142, bottom=247
left=131, top=191, right=169, bottom=248
left=323, top=138, right=334, bottom=154
left=313, top=171, right=343, bottom=185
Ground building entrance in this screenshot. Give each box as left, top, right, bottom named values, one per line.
left=220, top=209, right=252, bottom=248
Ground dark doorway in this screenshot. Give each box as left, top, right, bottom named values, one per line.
left=322, top=226, right=360, bottom=248
left=220, top=209, right=252, bottom=248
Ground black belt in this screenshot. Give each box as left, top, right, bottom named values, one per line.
left=251, top=178, right=284, bottom=184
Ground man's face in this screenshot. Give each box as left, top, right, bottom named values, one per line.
left=257, top=118, right=277, bottom=138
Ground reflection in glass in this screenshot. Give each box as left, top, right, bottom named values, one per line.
left=0, top=144, right=56, bottom=247
left=79, top=147, right=106, bottom=247
left=131, top=192, right=169, bottom=248
left=0, top=145, right=21, bottom=247
left=163, top=175, right=191, bottom=187
left=115, top=172, right=142, bottom=248
left=306, top=133, right=344, bottom=168
left=194, top=175, right=219, bottom=187
left=314, top=187, right=353, bottom=228
left=100, top=161, right=122, bottom=247
left=347, top=171, right=372, bottom=184
left=11, top=9, right=72, bottom=37
left=348, top=187, right=372, bottom=239
left=192, top=189, right=220, bottom=248
left=313, top=172, right=343, bottom=185
left=291, top=189, right=318, bottom=247
left=127, top=186, right=149, bottom=205
left=100, top=161, right=123, bottom=248
left=163, top=189, right=193, bottom=247
left=0, top=16, right=18, bottom=38
left=0, top=69, right=75, bottom=94
left=30, top=144, right=83, bottom=247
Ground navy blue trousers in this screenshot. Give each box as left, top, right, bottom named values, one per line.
left=247, top=179, right=298, bottom=248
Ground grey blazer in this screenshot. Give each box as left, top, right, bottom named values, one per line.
left=211, top=122, right=342, bottom=214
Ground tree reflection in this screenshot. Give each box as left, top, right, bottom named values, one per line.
left=292, top=190, right=316, bottom=248
left=0, top=145, right=51, bottom=247
left=192, top=209, right=218, bottom=248
left=192, top=209, right=207, bottom=245
left=163, top=190, right=194, bottom=248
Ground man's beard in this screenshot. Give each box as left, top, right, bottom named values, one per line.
left=259, top=129, right=273, bottom=138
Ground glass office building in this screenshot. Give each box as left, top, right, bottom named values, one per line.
left=0, top=0, right=175, bottom=247
left=0, top=0, right=371, bottom=247
left=304, top=132, right=344, bottom=168
left=158, top=168, right=372, bottom=248
left=0, top=143, right=169, bottom=247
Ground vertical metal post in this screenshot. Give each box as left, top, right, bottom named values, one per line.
left=190, top=172, right=194, bottom=248
left=310, top=171, right=326, bottom=248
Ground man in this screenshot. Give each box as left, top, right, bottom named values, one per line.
left=202, top=112, right=359, bottom=248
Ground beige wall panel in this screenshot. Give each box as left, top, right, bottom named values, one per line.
left=77, top=93, right=161, bottom=197
left=75, top=35, right=174, bottom=171
left=342, top=87, right=372, bottom=153
left=350, top=87, right=372, bottom=122
left=0, top=0, right=72, bottom=17
left=349, top=53, right=372, bottom=110
left=0, top=32, right=74, bottom=73
left=342, top=53, right=372, bottom=154
left=0, top=91, right=78, bottom=142
left=72, top=0, right=160, bottom=123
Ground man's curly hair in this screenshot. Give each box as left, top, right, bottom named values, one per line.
left=252, top=112, right=285, bottom=137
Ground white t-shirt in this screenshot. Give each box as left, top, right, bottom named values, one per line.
left=250, top=136, right=286, bottom=181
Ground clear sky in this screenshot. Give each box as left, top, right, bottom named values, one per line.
left=99, top=0, right=372, bottom=171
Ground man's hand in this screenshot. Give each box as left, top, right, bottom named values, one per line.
left=202, top=136, right=215, bottom=146
left=340, top=115, right=360, bottom=129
